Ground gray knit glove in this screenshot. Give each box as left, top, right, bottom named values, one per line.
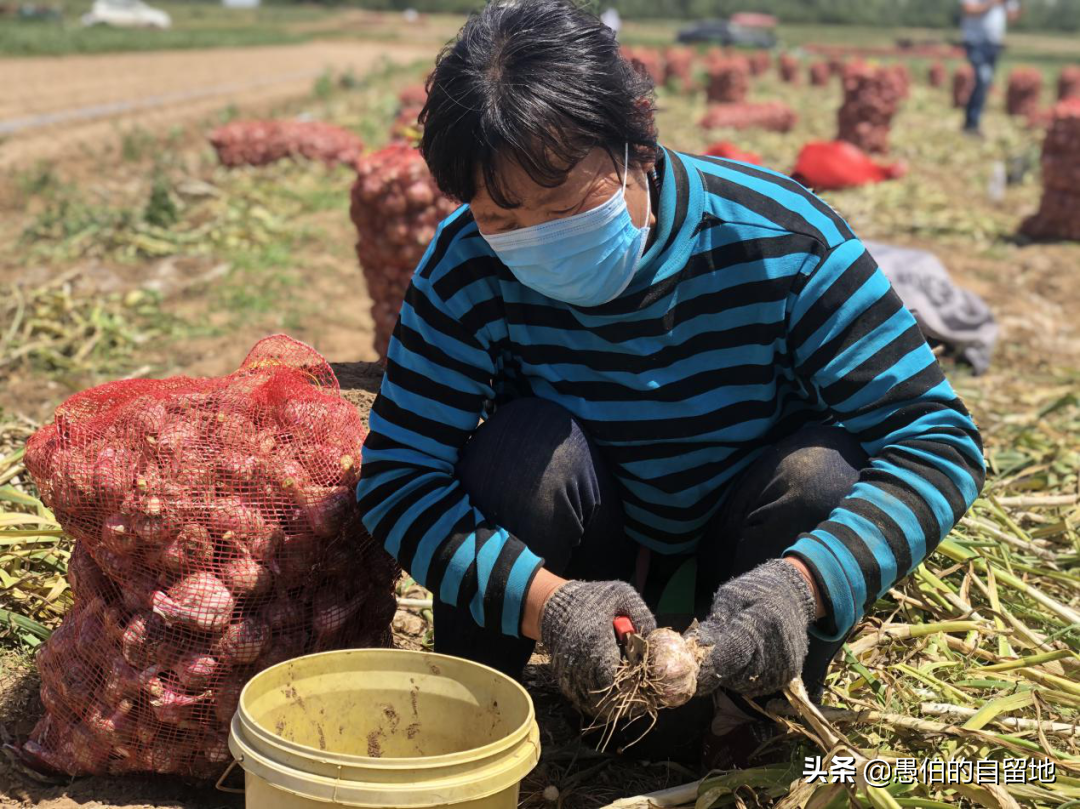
left=541, top=580, right=657, bottom=717
left=687, top=559, right=816, bottom=697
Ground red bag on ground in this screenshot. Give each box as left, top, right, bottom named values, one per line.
left=792, top=140, right=907, bottom=190
left=19, top=336, right=399, bottom=778
left=704, top=141, right=763, bottom=165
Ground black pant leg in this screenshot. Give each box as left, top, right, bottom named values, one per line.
left=696, top=423, right=869, bottom=694
left=432, top=398, right=630, bottom=680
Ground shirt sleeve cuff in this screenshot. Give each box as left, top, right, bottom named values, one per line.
left=784, top=536, right=857, bottom=643
left=501, top=545, right=545, bottom=638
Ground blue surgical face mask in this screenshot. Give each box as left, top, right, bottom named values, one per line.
left=480, top=144, right=651, bottom=307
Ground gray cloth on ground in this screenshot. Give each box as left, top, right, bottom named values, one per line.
left=540, top=579, right=656, bottom=717
left=865, top=240, right=998, bottom=375
left=687, top=559, right=816, bottom=698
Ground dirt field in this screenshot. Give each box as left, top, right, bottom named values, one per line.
left=0, top=40, right=432, bottom=169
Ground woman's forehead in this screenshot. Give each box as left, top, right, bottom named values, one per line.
left=473, top=147, right=616, bottom=209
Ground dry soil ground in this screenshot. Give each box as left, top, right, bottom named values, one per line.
left=0, top=40, right=431, bottom=170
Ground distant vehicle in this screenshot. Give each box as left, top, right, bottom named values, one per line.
left=676, top=18, right=777, bottom=49
left=81, top=0, right=171, bottom=29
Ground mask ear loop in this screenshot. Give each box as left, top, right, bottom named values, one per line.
left=621, top=142, right=630, bottom=194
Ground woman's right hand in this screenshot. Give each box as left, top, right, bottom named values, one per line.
left=539, top=580, right=656, bottom=717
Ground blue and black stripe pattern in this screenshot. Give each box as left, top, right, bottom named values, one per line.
left=358, top=146, right=985, bottom=641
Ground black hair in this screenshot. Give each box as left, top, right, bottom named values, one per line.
left=419, top=0, right=657, bottom=207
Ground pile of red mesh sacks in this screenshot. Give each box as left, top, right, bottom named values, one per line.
left=621, top=46, right=664, bottom=86
left=929, top=62, right=947, bottom=88
left=837, top=62, right=908, bottom=154
left=209, top=121, right=364, bottom=168
left=792, top=140, right=907, bottom=190
left=1006, top=67, right=1043, bottom=118
left=15, top=336, right=399, bottom=778
left=663, top=47, right=695, bottom=92
left=1022, top=100, right=1080, bottom=241
left=391, top=83, right=429, bottom=141
left=749, top=51, right=771, bottom=77
left=1059, top=66, right=1080, bottom=102
left=351, top=143, right=459, bottom=359
left=779, top=54, right=801, bottom=84
left=954, top=65, right=975, bottom=109
left=809, top=62, right=831, bottom=87
left=700, top=101, right=798, bottom=133
left=706, top=56, right=751, bottom=104
left=704, top=141, right=763, bottom=165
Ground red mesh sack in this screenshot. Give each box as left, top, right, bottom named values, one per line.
left=1006, top=67, right=1042, bottom=118
left=391, top=83, right=429, bottom=142
left=954, top=65, right=975, bottom=109
left=621, top=46, right=664, bottom=86
left=700, top=101, right=798, bottom=133
left=779, top=54, right=801, bottom=84
left=18, top=336, right=399, bottom=778
left=1022, top=100, right=1080, bottom=241
left=706, top=56, right=751, bottom=104
left=663, top=46, right=695, bottom=92
left=704, top=141, right=763, bottom=165
left=809, top=61, right=831, bottom=87
left=792, top=140, right=907, bottom=191
left=209, top=121, right=364, bottom=168
left=837, top=62, right=908, bottom=154
left=749, top=51, right=771, bottom=77
left=1059, top=66, right=1080, bottom=102
left=929, top=62, right=947, bottom=88
left=351, top=144, right=459, bottom=359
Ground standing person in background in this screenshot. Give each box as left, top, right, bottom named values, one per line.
left=961, top=0, right=1021, bottom=135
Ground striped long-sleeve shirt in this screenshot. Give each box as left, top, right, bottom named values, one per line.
left=357, top=146, right=985, bottom=642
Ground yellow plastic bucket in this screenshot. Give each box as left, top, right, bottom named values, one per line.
left=228, top=649, right=540, bottom=809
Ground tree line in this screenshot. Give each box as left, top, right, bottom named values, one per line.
left=319, top=0, right=1080, bottom=33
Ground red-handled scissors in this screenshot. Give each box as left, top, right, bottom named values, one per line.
left=613, top=616, right=645, bottom=664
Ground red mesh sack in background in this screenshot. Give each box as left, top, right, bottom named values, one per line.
left=706, top=56, right=751, bottom=104
left=792, top=140, right=907, bottom=191
left=1006, top=67, right=1043, bottom=118
left=929, top=62, right=947, bottom=88
left=779, top=54, right=801, bottom=84
left=809, top=61, right=831, bottom=87
left=621, top=46, right=664, bottom=86
left=828, top=58, right=848, bottom=78
left=837, top=62, right=908, bottom=154
left=351, top=144, right=459, bottom=359
left=1059, top=66, right=1080, bottom=102
left=1022, top=100, right=1080, bottom=241
left=663, top=46, right=696, bottom=92
left=749, top=51, right=771, bottom=77
left=700, top=101, right=798, bottom=133
left=209, top=121, right=364, bottom=168
left=391, top=83, right=429, bottom=142
left=704, top=141, right=763, bottom=165
left=954, top=65, right=975, bottom=109
left=18, top=336, right=399, bottom=778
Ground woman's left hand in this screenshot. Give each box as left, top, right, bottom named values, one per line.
left=686, top=559, right=817, bottom=697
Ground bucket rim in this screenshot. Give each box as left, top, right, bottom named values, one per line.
left=236, top=648, right=537, bottom=770
left=229, top=714, right=540, bottom=807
